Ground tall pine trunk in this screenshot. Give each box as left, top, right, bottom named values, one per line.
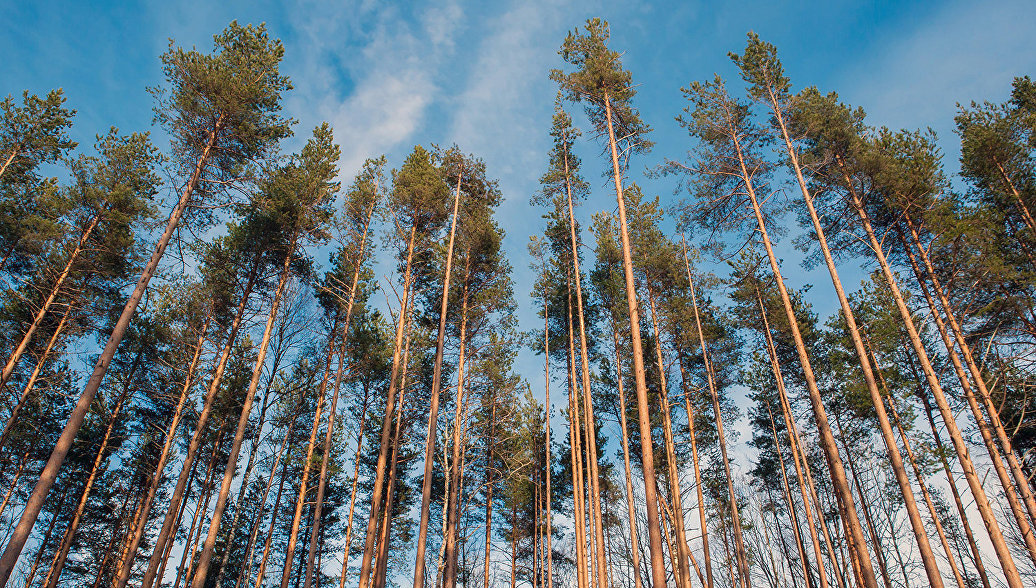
left=443, top=255, right=472, bottom=588
left=336, top=385, right=372, bottom=588
left=543, top=300, right=555, bottom=588
left=413, top=167, right=464, bottom=588
left=135, top=253, right=262, bottom=588
left=356, top=224, right=417, bottom=588
left=609, top=326, right=643, bottom=588
left=0, top=211, right=100, bottom=392
left=191, top=236, right=300, bottom=588
left=842, top=167, right=1025, bottom=588
left=901, top=219, right=1036, bottom=552
left=0, top=121, right=224, bottom=584
left=755, top=289, right=830, bottom=588
left=730, top=125, right=877, bottom=588
left=764, top=400, right=814, bottom=588
left=684, top=263, right=751, bottom=588
left=602, top=90, right=666, bottom=588
left=644, top=289, right=693, bottom=588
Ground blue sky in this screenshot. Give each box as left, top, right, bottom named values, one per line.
left=5, top=0, right=1036, bottom=461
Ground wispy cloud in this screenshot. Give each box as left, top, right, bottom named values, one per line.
left=286, top=0, right=463, bottom=176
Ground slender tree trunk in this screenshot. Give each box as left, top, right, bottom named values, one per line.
left=755, top=289, right=831, bottom=588
left=234, top=413, right=296, bottom=588
left=0, top=211, right=101, bottom=393
left=644, top=289, right=693, bottom=588
left=767, top=103, right=942, bottom=587
left=0, top=292, right=74, bottom=451
left=158, top=446, right=199, bottom=588
left=729, top=124, right=877, bottom=588
left=833, top=412, right=893, bottom=588
left=337, top=385, right=372, bottom=588
left=42, top=381, right=131, bottom=588
left=603, top=90, right=667, bottom=588
left=253, top=420, right=295, bottom=588
left=901, top=219, right=1036, bottom=553
left=564, top=272, right=589, bottom=588
left=882, top=375, right=967, bottom=588
left=136, top=250, right=262, bottom=588
left=213, top=383, right=275, bottom=588
left=280, top=317, right=339, bottom=588
left=443, top=258, right=473, bottom=588
left=610, top=326, right=644, bottom=588
left=676, top=358, right=713, bottom=588
left=175, top=426, right=226, bottom=588
left=373, top=314, right=413, bottom=588
left=483, top=401, right=496, bottom=588
left=22, top=487, right=69, bottom=588
left=842, top=165, right=1025, bottom=588
left=682, top=260, right=751, bottom=588
left=918, top=386, right=993, bottom=588
left=93, top=478, right=135, bottom=588
left=765, top=400, right=814, bottom=588
left=543, top=306, right=555, bottom=588
left=192, top=236, right=300, bottom=588
left=413, top=165, right=464, bottom=588
left=356, top=224, right=418, bottom=588
left=0, top=120, right=224, bottom=585
left=305, top=196, right=376, bottom=588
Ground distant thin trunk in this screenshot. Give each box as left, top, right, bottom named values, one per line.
left=764, top=399, right=814, bottom=588
left=609, top=325, right=643, bottom=588
left=337, top=384, right=372, bottom=588
left=543, top=301, right=555, bottom=588
left=253, top=420, right=296, bottom=588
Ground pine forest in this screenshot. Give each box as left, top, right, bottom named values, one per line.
left=3, top=9, right=1036, bottom=588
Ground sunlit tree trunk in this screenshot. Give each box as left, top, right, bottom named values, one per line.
left=730, top=123, right=877, bottom=588
left=414, top=167, right=463, bottom=588
left=192, top=235, right=301, bottom=588
left=337, top=386, right=373, bottom=588
left=136, top=255, right=262, bottom=588
left=543, top=304, right=555, bottom=588
left=564, top=271, right=589, bottom=588
left=610, top=326, right=643, bottom=588
left=42, top=380, right=131, bottom=588
left=764, top=399, right=814, bottom=588
left=603, top=90, right=666, bottom=587
left=0, top=121, right=224, bottom=585
left=841, top=164, right=1025, bottom=588
left=755, top=289, right=831, bottom=588
left=356, top=224, right=417, bottom=588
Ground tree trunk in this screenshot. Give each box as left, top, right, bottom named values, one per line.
left=135, top=245, right=262, bottom=588
left=373, top=315, right=413, bottom=588
left=443, top=257, right=473, bottom=588
left=356, top=224, right=418, bottom=588
left=842, top=165, right=1025, bottom=588
left=42, top=380, right=132, bottom=588
left=0, top=119, right=223, bottom=585
left=234, top=414, right=296, bottom=588
left=191, top=236, right=300, bottom=588
left=280, top=317, right=340, bottom=588
left=901, top=219, right=1036, bottom=555
left=918, top=386, right=993, bottom=588
left=602, top=89, right=667, bottom=588
left=336, top=384, right=372, bottom=588
left=609, top=326, right=644, bottom=588
left=881, top=373, right=967, bottom=588
left=564, top=272, right=589, bottom=588
left=0, top=210, right=101, bottom=392
left=764, top=399, right=814, bottom=588
left=253, top=419, right=295, bottom=588
left=755, top=288, right=831, bottom=588
left=729, top=120, right=877, bottom=588
left=483, top=400, right=496, bottom=588
left=213, top=381, right=275, bottom=588
left=413, top=166, right=464, bottom=588
left=0, top=292, right=73, bottom=451
left=543, top=304, right=555, bottom=588
left=174, top=425, right=226, bottom=588
left=683, top=261, right=751, bottom=588
left=676, top=357, right=713, bottom=588
left=644, top=289, right=693, bottom=588
left=22, top=487, right=69, bottom=588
